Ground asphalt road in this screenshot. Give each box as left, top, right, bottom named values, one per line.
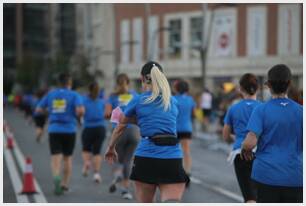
left=3, top=107, right=243, bottom=203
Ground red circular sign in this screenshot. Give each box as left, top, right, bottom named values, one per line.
left=219, top=33, right=229, bottom=48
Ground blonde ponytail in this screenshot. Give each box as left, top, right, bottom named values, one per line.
left=144, top=66, right=171, bottom=111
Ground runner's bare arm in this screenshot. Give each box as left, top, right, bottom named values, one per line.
left=104, top=103, right=113, bottom=119
left=192, top=108, right=196, bottom=119
left=242, top=131, right=257, bottom=150
left=108, top=114, right=134, bottom=148
left=108, top=123, right=127, bottom=149
left=119, top=114, right=137, bottom=124
left=76, top=106, right=85, bottom=117
left=35, top=107, right=46, bottom=114
left=104, top=117, right=127, bottom=164
left=222, top=124, right=234, bottom=143
left=125, top=115, right=137, bottom=124
left=241, top=131, right=257, bottom=161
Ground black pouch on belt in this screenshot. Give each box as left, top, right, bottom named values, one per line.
left=150, top=134, right=179, bottom=146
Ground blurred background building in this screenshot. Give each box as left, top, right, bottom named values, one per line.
left=3, top=3, right=303, bottom=97
left=4, top=4, right=79, bottom=93
left=115, top=3, right=303, bottom=94
left=4, top=4, right=49, bottom=93
left=74, top=4, right=115, bottom=96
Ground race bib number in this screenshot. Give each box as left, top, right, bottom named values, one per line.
left=52, top=99, right=67, bottom=113
left=118, top=94, right=133, bottom=106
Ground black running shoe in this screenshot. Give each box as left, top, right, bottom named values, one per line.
left=108, top=176, right=122, bottom=193
left=109, top=183, right=116, bottom=193
left=61, top=186, right=70, bottom=193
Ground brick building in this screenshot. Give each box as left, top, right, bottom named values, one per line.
left=114, top=3, right=303, bottom=93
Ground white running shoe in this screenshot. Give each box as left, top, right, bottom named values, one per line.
left=93, top=173, right=101, bottom=183
left=82, top=164, right=89, bottom=177
left=121, top=191, right=133, bottom=200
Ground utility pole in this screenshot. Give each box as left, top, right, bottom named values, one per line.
left=145, top=4, right=151, bottom=60
left=200, top=3, right=236, bottom=90
left=200, top=4, right=208, bottom=90
left=112, top=4, right=119, bottom=79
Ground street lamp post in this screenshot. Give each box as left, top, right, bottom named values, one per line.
left=145, top=3, right=151, bottom=57
left=200, top=4, right=208, bottom=90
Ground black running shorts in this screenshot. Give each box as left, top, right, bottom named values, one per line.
left=81, top=126, right=106, bottom=155
left=255, top=181, right=303, bottom=203
left=49, top=133, right=76, bottom=156
left=130, top=156, right=189, bottom=185
left=34, top=115, right=46, bottom=128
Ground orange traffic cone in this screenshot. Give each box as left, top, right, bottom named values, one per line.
left=6, top=132, right=14, bottom=149
left=21, top=157, right=37, bottom=194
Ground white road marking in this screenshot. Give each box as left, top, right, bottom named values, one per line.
left=206, top=183, right=244, bottom=203
left=192, top=173, right=243, bottom=202
left=3, top=136, right=29, bottom=203
left=12, top=133, right=48, bottom=203
left=190, top=176, right=202, bottom=184
left=197, top=179, right=244, bottom=202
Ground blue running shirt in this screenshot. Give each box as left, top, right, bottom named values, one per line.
left=37, top=88, right=83, bottom=133
left=83, top=95, right=105, bottom=128
left=175, top=94, right=196, bottom=133
left=124, top=91, right=182, bottom=159
left=247, top=98, right=302, bottom=187
left=224, top=99, right=261, bottom=150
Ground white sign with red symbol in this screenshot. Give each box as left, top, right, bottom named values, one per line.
left=211, top=10, right=236, bottom=57
left=219, top=33, right=229, bottom=49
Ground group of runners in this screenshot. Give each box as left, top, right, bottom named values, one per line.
left=8, top=61, right=302, bottom=203
left=222, top=64, right=302, bottom=203
left=13, top=61, right=194, bottom=202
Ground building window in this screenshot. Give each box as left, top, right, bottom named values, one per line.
left=168, top=19, right=182, bottom=59
left=120, top=20, right=130, bottom=63
left=148, top=16, right=159, bottom=61
left=59, top=4, right=76, bottom=56
left=23, top=4, right=48, bottom=55
left=133, top=18, right=143, bottom=63
left=278, top=4, right=301, bottom=55
left=247, top=7, right=267, bottom=56
left=190, top=17, right=203, bottom=58
left=4, top=4, right=16, bottom=69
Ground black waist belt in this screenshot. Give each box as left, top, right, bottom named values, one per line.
left=149, top=134, right=178, bottom=146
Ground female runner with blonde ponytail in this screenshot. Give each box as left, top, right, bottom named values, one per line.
left=105, top=61, right=189, bottom=203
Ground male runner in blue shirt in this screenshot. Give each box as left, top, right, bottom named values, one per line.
left=36, top=73, right=84, bottom=195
